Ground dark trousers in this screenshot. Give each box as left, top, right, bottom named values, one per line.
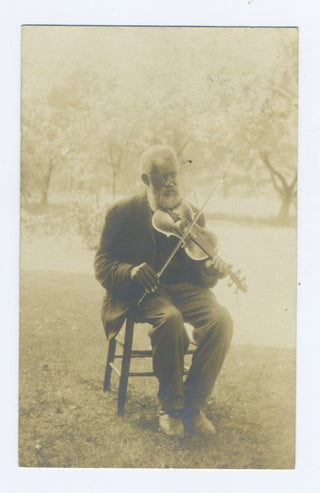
left=135, top=282, right=233, bottom=411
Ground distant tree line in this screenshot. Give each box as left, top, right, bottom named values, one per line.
left=21, top=34, right=297, bottom=220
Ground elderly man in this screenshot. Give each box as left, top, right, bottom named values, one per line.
left=94, top=145, right=233, bottom=437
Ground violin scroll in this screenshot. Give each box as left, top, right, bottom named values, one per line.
left=152, top=200, right=248, bottom=295
left=206, top=258, right=248, bottom=294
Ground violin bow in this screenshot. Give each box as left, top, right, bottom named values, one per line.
left=137, top=172, right=227, bottom=306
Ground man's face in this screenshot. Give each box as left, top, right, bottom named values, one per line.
left=149, top=154, right=181, bottom=210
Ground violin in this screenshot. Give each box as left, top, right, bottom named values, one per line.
left=152, top=200, right=247, bottom=294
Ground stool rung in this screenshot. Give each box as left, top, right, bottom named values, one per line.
left=115, top=338, right=153, bottom=354
left=131, top=349, right=152, bottom=356
left=108, top=362, right=121, bottom=378
left=114, top=350, right=152, bottom=358
left=104, top=314, right=198, bottom=416
left=115, top=337, right=124, bottom=347
left=115, top=349, right=193, bottom=356
left=128, top=371, right=155, bottom=377
left=110, top=368, right=190, bottom=377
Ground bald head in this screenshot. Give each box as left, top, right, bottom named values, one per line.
left=140, top=145, right=181, bottom=210
left=140, top=145, right=178, bottom=182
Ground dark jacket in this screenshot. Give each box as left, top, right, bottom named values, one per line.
left=94, top=192, right=219, bottom=339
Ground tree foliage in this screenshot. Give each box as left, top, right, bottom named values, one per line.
left=21, top=28, right=298, bottom=220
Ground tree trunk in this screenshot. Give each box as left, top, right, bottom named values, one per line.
left=278, top=192, right=291, bottom=219
left=40, top=188, right=49, bottom=207
left=112, top=167, right=116, bottom=201
left=40, top=161, right=55, bottom=207
left=259, top=152, right=296, bottom=221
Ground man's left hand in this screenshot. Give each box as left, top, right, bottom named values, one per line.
left=204, top=258, right=229, bottom=279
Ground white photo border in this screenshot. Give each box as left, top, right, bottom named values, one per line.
left=1, top=1, right=320, bottom=492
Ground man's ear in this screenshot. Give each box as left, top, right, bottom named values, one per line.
left=141, top=174, right=149, bottom=186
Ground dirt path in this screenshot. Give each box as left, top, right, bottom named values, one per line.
left=20, top=222, right=296, bottom=348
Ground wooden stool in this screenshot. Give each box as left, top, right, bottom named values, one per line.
left=103, top=311, right=196, bottom=416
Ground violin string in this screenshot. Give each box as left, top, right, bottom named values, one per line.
left=186, top=221, right=244, bottom=290
left=137, top=167, right=235, bottom=306
left=157, top=175, right=225, bottom=278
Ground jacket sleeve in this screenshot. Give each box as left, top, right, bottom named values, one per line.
left=94, top=204, right=134, bottom=294
left=198, top=262, right=224, bottom=289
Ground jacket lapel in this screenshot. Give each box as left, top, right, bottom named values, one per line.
left=138, top=192, right=156, bottom=266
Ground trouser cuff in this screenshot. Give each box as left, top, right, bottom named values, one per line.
left=160, top=398, right=185, bottom=411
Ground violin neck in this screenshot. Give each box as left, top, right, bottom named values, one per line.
left=188, top=227, right=246, bottom=292
left=157, top=205, right=247, bottom=293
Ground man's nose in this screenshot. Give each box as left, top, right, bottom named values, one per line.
left=164, top=176, right=176, bottom=186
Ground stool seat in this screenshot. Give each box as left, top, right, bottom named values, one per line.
left=103, top=311, right=196, bottom=416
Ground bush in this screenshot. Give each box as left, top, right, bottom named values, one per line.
left=69, top=194, right=107, bottom=249
left=21, top=193, right=108, bottom=249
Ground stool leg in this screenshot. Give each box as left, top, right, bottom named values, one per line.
left=118, top=314, right=134, bottom=416
left=104, top=337, right=116, bottom=391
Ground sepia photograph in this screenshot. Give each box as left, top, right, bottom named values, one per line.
left=19, top=26, right=298, bottom=469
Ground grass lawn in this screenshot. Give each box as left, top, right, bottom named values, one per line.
left=19, top=269, right=295, bottom=469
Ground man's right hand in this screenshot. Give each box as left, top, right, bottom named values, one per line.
left=130, top=263, right=159, bottom=293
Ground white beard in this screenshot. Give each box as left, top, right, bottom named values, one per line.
left=149, top=185, right=181, bottom=210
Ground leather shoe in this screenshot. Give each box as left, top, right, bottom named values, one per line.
left=159, top=410, right=184, bottom=437
left=183, top=410, right=217, bottom=436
